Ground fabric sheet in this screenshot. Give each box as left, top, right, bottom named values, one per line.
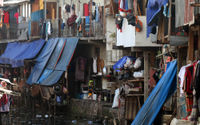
left=0, top=39, right=45, bottom=67
left=175, top=0, right=194, bottom=27
left=132, top=60, right=177, bottom=125
left=178, top=64, right=191, bottom=96
left=84, top=3, right=89, bottom=16
left=27, top=38, right=79, bottom=86
left=146, top=0, right=168, bottom=37
left=26, top=38, right=59, bottom=84
left=175, top=0, right=185, bottom=27
left=117, top=18, right=135, bottom=47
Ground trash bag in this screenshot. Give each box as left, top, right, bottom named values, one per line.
left=112, top=88, right=120, bottom=108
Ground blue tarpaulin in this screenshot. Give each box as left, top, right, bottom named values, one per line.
left=27, top=38, right=79, bottom=86
left=131, top=60, right=177, bottom=125
left=0, top=39, right=45, bottom=67
left=113, top=56, right=135, bottom=71
left=26, top=38, right=59, bottom=84
left=31, top=10, right=44, bottom=22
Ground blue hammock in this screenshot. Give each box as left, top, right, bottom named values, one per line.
left=132, top=60, right=177, bottom=125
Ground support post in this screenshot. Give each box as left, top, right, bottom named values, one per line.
left=44, top=0, right=46, bottom=20
left=56, top=0, right=59, bottom=37
left=144, top=51, right=150, bottom=102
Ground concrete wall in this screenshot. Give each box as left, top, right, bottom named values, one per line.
left=105, top=16, right=124, bottom=66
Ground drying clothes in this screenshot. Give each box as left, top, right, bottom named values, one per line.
left=175, top=0, right=194, bottom=27
left=85, top=16, right=90, bottom=24
left=0, top=15, right=2, bottom=28
left=178, top=64, right=192, bottom=96
left=65, top=4, right=71, bottom=13
left=93, top=57, right=97, bottom=73
left=117, top=18, right=135, bottom=47
left=185, top=94, right=193, bottom=116
left=75, top=57, right=87, bottom=81
left=194, top=62, right=200, bottom=100
left=175, top=0, right=185, bottom=27
left=0, top=94, right=10, bottom=112
left=184, top=0, right=194, bottom=25
left=4, top=11, right=9, bottom=24
left=119, top=0, right=131, bottom=13
left=116, top=15, right=124, bottom=31
left=47, top=22, right=51, bottom=35
left=95, top=6, right=99, bottom=22
left=146, top=0, right=168, bottom=37
left=163, top=4, right=169, bottom=17
left=126, top=14, right=136, bottom=26
left=188, top=90, right=198, bottom=123
left=184, top=65, right=193, bottom=94
left=67, top=15, right=77, bottom=27
left=84, top=3, right=89, bottom=16
left=14, top=12, right=19, bottom=24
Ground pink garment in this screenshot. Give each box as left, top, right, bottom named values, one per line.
left=84, top=3, right=89, bottom=16
left=75, top=57, right=87, bottom=81
left=14, top=12, right=19, bottom=24
left=184, top=0, right=194, bottom=25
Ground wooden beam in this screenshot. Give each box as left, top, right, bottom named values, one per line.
left=144, top=51, right=150, bottom=102
left=103, top=0, right=106, bottom=35
left=191, top=3, right=200, bottom=7
left=89, top=0, right=92, bottom=36
left=187, top=28, right=194, bottom=61
left=198, top=26, right=200, bottom=50
left=176, top=47, right=181, bottom=118
left=168, top=0, right=172, bottom=41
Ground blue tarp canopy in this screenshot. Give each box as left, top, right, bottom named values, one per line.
left=132, top=60, right=177, bottom=125
left=0, top=39, right=45, bottom=67
left=27, top=38, right=79, bottom=86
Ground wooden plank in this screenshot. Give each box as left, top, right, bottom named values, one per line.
left=144, top=51, right=149, bottom=102
left=143, top=0, right=146, bottom=15
left=89, top=0, right=92, bottom=36
left=198, top=26, right=200, bottom=50
left=187, top=28, right=194, bottom=61
left=103, top=0, right=106, bottom=35
left=191, top=3, right=200, bottom=7
left=168, top=0, right=172, bottom=41
left=127, top=79, right=144, bottom=82
left=176, top=48, right=181, bottom=118
left=126, top=94, right=144, bottom=97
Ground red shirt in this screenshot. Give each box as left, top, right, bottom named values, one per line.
left=14, top=12, right=19, bottom=24
left=4, top=11, right=9, bottom=24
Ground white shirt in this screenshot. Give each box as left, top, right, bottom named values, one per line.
left=178, top=64, right=191, bottom=96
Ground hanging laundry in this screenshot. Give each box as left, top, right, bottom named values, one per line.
left=95, top=6, right=99, bottom=22
left=93, top=57, right=97, bottom=73
left=175, top=0, right=194, bottom=28
left=75, top=57, right=87, bottom=82
left=4, top=11, right=9, bottom=24
left=39, top=0, right=44, bottom=10
left=14, top=12, right=19, bottom=24
left=0, top=15, right=2, bottom=28
left=117, top=18, right=136, bottom=47
left=163, top=4, right=169, bottom=17
left=116, top=15, right=123, bottom=32
left=178, top=64, right=192, bottom=97
left=67, top=14, right=77, bottom=27
left=119, top=0, right=131, bottom=12
left=65, top=4, right=71, bottom=13
left=146, top=0, right=168, bottom=37
left=84, top=3, right=89, bottom=16
left=47, top=21, right=51, bottom=35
